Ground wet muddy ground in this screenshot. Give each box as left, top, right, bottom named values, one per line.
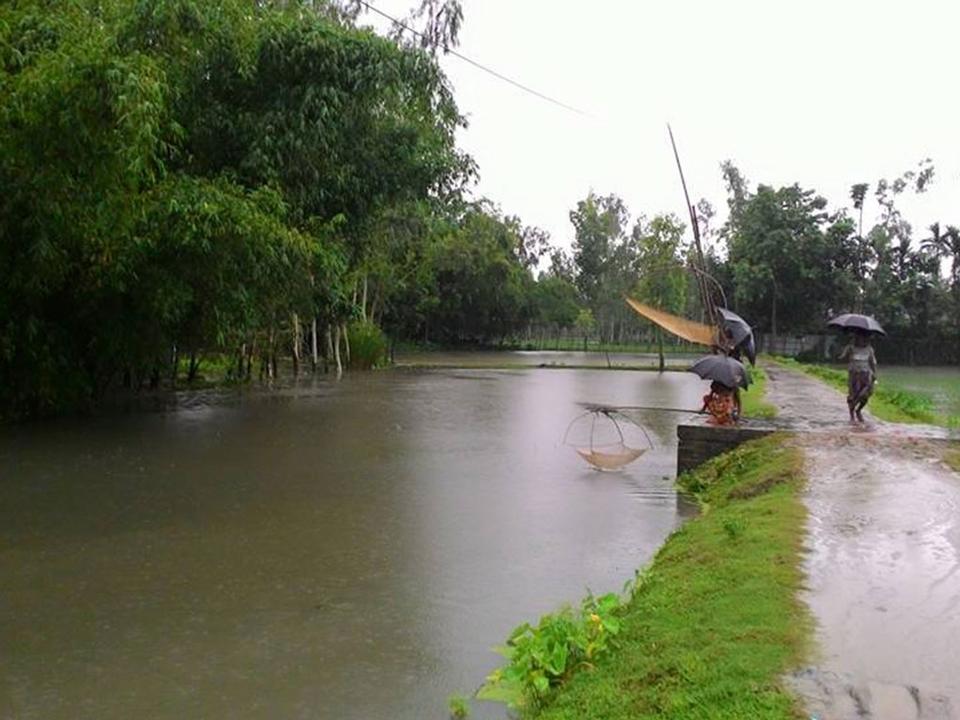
left=765, top=364, right=960, bottom=719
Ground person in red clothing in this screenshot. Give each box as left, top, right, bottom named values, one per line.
left=701, top=380, right=737, bottom=425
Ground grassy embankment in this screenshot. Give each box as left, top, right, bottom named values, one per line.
left=480, top=433, right=810, bottom=720
left=742, top=366, right=776, bottom=419
left=770, top=357, right=959, bottom=428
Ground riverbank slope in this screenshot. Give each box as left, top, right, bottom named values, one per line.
left=517, top=435, right=811, bottom=719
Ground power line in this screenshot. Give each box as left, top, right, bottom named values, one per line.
left=357, top=0, right=588, bottom=117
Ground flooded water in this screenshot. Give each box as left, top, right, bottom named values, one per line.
left=880, top=365, right=960, bottom=418
left=0, top=368, right=704, bottom=720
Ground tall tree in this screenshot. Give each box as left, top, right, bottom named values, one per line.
left=570, top=192, right=630, bottom=340
left=632, top=214, right=688, bottom=370
left=726, top=184, right=832, bottom=337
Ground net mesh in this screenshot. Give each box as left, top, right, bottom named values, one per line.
left=624, top=297, right=717, bottom=346
left=575, top=445, right=646, bottom=471
left=563, top=409, right=653, bottom=471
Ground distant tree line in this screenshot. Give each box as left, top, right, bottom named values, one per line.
left=1, top=0, right=957, bottom=418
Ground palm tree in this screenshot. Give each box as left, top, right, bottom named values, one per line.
left=922, top=223, right=960, bottom=289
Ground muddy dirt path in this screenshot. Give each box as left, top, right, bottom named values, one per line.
left=764, top=364, right=960, bottom=720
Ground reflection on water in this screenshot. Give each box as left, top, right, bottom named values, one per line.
left=0, top=368, right=704, bottom=720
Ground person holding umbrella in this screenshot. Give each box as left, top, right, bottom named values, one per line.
left=700, top=380, right=737, bottom=425
left=689, top=354, right=751, bottom=425
left=828, top=314, right=884, bottom=423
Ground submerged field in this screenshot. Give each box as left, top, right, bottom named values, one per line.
left=878, top=366, right=960, bottom=417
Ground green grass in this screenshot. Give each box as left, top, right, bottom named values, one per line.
left=771, top=357, right=959, bottom=427
left=523, top=436, right=810, bottom=719
left=742, top=366, right=776, bottom=419
left=448, top=693, right=471, bottom=718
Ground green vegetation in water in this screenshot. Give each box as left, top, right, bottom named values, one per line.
left=478, top=590, right=626, bottom=709
left=348, top=321, right=389, bottom=370
left=447, top=693, right=470, bottom=719
left=742, top=366, right=776, bottom=419
left=482, top=436, right=810, bottom=718
left=772, top=357, right=959, bottom=427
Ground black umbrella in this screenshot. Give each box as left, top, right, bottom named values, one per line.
left=736, top=334, right=757, bottom=367
left=717, top=308, right=756, bottom=366
left=827, top=313, right=886, bottom=336
left=688, top=354, right=751, bottom=389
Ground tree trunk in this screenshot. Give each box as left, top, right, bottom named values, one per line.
left=311, top=318, right=319, bottom=372
left=266, top=326, right=275, bottom=380
left=657, top=330, right=665, bottom=372
left=170, top=344, right=179, bottom=385
left=342, top=322, right=351, bottom=366
left=292, top=313, right=301, bottom=376
left=187, top=351, right=199, bottom=382
left=361, top=275, right=368, bottom=322
left=325, top=324, right=334, bottom=374
left=770, top=280, right=778, bottom=343
left=333, top=323, right=343, bottom=378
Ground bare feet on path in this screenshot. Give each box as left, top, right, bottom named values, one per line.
left=763, top=363, right=960, bottom=719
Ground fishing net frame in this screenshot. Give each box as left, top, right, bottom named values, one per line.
left=562, top=407, right=655, bottom=471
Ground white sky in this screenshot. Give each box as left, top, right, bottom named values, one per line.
left=363, top=0, right=959, bottom=256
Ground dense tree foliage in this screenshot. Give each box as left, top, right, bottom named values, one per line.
left=1, top=1, right=957, bottom=418
left=717, top=160, right=958, bottom=363
left=0, top=0, right=475, bottom=415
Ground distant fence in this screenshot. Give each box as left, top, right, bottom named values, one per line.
left=757, top=334, right=832, bottom=359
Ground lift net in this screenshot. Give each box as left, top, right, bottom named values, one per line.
left=563, top=407, right=653, bottom=471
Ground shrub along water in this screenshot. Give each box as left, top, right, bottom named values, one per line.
left=347, top=321, right=388, bottom=370
left=480, top=435, right=810, bottom=719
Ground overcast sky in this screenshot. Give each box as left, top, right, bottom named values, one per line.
left=364, top=0, right=958, bottom=256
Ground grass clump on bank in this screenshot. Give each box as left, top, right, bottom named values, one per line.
left=771, top=357, right=958, bottom=427
left=743, top=366, right=777, bottom=419
left=482, top=436, right=810, bottom=719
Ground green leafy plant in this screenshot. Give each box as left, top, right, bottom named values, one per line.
left=478, top=591, right=623, bottom=709
left=447, top=693, right=470, bottom=719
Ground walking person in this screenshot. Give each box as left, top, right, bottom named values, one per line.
left=839, top=330, right=877, bottom=422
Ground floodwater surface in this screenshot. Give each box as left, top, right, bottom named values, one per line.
left=0, top=368, right=704, bottom=720
left=880, top=365, right=960, bottom=418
